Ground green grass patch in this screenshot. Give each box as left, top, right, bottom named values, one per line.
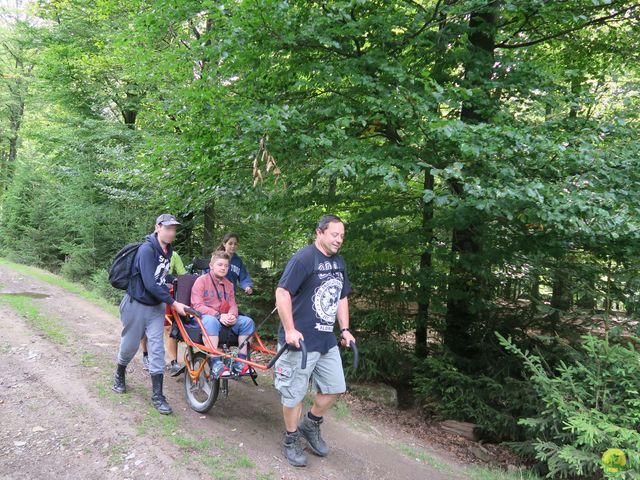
left=229, top=452, right=255, bottom=469
left=331, top=399, right=351, bottom=419
left=138, top=408, right=211, bottom=451
left=172, top=434, right=211, bottom=450
left=466, top=465, right=542, bottom=480
left=96, top=376, right=131, bottom=403
left=303, top=394, right=314, bottom=408
left=81, top=351, right=97, bottom=367
left=395, top=443, right=454, bottom=474
left=0, top=258, right=118, bottom=316
left=139, top=408, right=261, bottom=477
left=254, top=473, right=275, bottom=480
left=103, top=440, right=129, bottom=467
left=0, top=294, right=68, bottom=344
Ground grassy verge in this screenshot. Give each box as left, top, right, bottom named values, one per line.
left=0, top=293, right=69, bottom=344
left=393, top=440, right=541, bottom=480
left=395, top=442, right=455, bottom=475
left=332, top=398, right=352, bottom=419
left=467, top=465, right=542, bottom=480
left=0, top=257, right=118, bottom=316
left=139, top=408, right=266, bottom=479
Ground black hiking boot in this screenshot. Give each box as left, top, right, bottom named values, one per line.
left=112, top=364, right=126, bottom=394
left=151, top=374, right=173, bottom=415
left=298, top=413, right=329, bottom=457
left=168, top=360, right=184, bottom=377
left=282, top=430, right=307, bottom=467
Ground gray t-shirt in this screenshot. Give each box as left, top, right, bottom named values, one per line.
left=277, top=244, right=351, bottom=353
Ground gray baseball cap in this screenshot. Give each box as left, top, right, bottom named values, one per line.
left=156, top=213, right=181, bottom=226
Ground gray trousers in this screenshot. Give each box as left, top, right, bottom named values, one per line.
left=116, top=294, right=166, bottom=375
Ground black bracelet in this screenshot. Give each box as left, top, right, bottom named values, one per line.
left=341, top=328, right=349, bottom=333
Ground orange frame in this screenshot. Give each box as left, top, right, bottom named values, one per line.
left=165, top=305, right=277, bottom=373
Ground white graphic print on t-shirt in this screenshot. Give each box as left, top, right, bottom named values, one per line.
left=312, top=260, right=344, bottom=332
left=153, top=254, right=169, bottom=286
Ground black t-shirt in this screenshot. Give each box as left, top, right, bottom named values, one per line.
left=277, top=244, right=351, bottom=353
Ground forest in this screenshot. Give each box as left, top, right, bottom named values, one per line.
left=1, top=1, right=639, bottom=478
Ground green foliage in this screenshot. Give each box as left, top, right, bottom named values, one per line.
left=343, top=335, right=414, bottom=386
left=89, top=268, right=124, bottom=306
left=1, top=0, right=638, bottom=335
left=498, top=333, right=640, bottom=479
left=1, top=1, right=640, bottom=472
left=413, top=349, right=537, bottom=441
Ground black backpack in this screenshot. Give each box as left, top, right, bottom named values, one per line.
left=108, top=241, right=146, bottom=290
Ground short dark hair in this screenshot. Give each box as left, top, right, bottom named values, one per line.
left=316, top=214, right=343, bottom=232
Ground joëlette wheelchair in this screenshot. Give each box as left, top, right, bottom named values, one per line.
left=166, top=271, right=358, bottom=413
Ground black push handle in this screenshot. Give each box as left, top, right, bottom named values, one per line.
left=267, top=340, right=308, bottom=370
left=299, top=340, right=308, bottom=369
left=349, top=341, right=359, bottom=370
left=184, top=307, right=202, bottom=318
left=266, top=344, right=287, bottom=369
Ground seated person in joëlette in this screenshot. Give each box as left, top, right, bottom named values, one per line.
left=190, top=251, right=255, bottom=378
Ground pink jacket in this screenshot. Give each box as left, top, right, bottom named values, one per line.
left=191, top=273, right=238, bottom=317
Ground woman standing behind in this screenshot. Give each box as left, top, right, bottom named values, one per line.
left=217, top=233, right=254, bottom=295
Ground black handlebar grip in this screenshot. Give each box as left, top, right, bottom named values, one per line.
left=267, top=340, right=308, bottom=370
left=299, top=340, right=307, bottom=370
left=184, top=307, right=202, bottom=318
left=267, top=343, right=289, bottom=369
left=350, top=341, right=359, bottom=370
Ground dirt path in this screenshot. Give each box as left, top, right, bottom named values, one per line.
left=0, top=264, right=472, bottom=480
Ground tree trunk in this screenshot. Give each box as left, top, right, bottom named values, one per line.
left=444, top=8, right=497, bottom=359
left=176, top=210, right=195, bottom=259
left=550, top=268, right=571, bottom=321
left=577, top=278, right=596, bottom=310
left=120, top=91, right=138, bottom=129
left=202, top=197, right=216, bottom=257
left=0, top=150, right=7, bottom=190
left=415, top=170, right=434, bottom=358
left=327, top=173, right=337, bottom=204
left=529, top=275, right=541, bottom=311
left=8, top=95, right=24, bottom=167
left=504, top=277, right=512, bottom=301
left=415, top=5, right=452, bottom=357
left=122, top=109, right=138, bottom=128
left=4, top=59, right=27, bottom=190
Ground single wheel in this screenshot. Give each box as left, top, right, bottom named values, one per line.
left=184, top=351, right=219, bottom=413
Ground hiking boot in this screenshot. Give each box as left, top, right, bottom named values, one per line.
left=168, top=360, right=184, bottom=377
left=150, top=374, right=172, bottom=415
left=282, top=430, right=307, bottom=467
left=112, top=364, right=126, bottom=394
left=298, top=414, right=329, bottom=457
left=141, top=354, right=150, bottom=371
left=209, top=358, right=229, bottom=380
left=231, top=359, right=253, bottom=376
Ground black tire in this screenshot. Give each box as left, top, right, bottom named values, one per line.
left=184, top=351, right=219, bottom=413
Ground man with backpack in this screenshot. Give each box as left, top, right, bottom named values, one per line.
left=111, top=214, right=188, bottom=415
